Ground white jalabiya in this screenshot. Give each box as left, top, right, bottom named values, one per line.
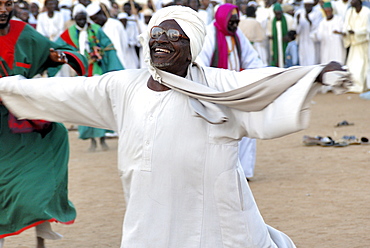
left=0, top=65, right=321, bottom=248
left=1, top=6, right=351, bottom=248
left=101, top=18, right=129, bottom=69
left=343, top=7, right=370, bottom=93
left=36, top=11, right=65, bottom=41
left=294, top=8, right=322, bottom=66
left=317, top=15, right=346, bottom=64
left=117, top=13, right=141, bottom=69
left=196, top=21, right=264, bottom=180
left=0, top=65, right=351, bottom=248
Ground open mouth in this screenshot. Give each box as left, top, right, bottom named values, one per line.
left=154, top=47, right=171, bottom=54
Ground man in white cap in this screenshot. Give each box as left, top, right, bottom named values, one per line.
left=0, top=5, right=352, bottom=248
left=293, top=0, right=323, bottom=65
left=86, top=2, right=129, bottom=69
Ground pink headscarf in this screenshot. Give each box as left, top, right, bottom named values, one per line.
left=212, top=4, right=240, bottom=69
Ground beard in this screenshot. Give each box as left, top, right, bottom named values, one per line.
left=151, top=62, right=174, bottom=69
left=0, top=11, right=13, bottom=29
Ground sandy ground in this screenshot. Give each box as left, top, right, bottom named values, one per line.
left=4, top=92, right=370, bottom=248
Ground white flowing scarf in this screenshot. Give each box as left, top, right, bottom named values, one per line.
left=139, top=6, right=352, bottom=124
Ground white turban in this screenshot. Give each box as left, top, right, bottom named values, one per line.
left=73, top=3, right=87, bottom=18
left=139, top=6, right=206, bottom=83
left=86, top=2, right=101, bottom=17
left=140, top=6, right=206, bottom=66
left=303, top=0, right=315, bottom=4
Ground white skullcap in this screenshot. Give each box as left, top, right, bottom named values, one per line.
left=73, top=3, right=87, bottom=18
left=303, top=0, right=315, bottom=4
left=117, top=12, right=128, bottom=19
left=142, top=7, right=153, bottom=16
left=247, top=1, right=258, bottom=7
left=86, top=2, right=101, bottom=16
left=59, top=0, right=72, bottom=8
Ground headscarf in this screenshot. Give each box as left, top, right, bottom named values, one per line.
left=139, top=6, right=206, bottom=83
left=211, top=3, right=241, bottom=69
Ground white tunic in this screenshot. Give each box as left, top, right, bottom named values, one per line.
left=343, top=7, right=370, bottom=93
left=101, top=18, right=130, bottom=69
left=294, top=8, right=323, bottom=66
left=36, top=11, right=65, bottom=41
left=0, top=66, right=327, bottom=248
left=316, top=15, right=346, bottom=64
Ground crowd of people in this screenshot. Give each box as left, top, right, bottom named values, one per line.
left=10, top=0, right=370, bottom=93
left=0, top=0, right=356, bottom=247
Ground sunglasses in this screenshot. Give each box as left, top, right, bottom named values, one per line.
left=150, top=26, right=189, bottom=42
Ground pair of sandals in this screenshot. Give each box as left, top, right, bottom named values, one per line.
left=303, top=135, right=369, bottom=147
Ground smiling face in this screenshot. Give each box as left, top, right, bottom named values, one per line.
left=149, top=19, right=191, bottom=77
left=0, top=0, right=13, bottom=29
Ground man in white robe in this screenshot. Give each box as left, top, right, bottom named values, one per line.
left=86, top=2, right=129, bottom=69
left=0, top=6, right=351, bottom=248
left=36, top=0, right=65, bottom=41
left=317, top=2, right=346, bottom=64
left=293, top=0, right=323, bottom=65
left=342, top=0, right=370, bottom=93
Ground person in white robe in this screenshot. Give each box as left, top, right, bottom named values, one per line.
left=316, top=2, right=346, bottom=64
left=117, top=12, right=141, bottom=69
left=0, top=6, right=352, bottom=248
left=86, top=2, right=129, bottom=70
left=36, top=0, right=65, bottom=41
left=196, top=3, right=263, bottom=180
left=342, top=0, right=370, bottom=93
left=293, top=0, right=323, bottom=66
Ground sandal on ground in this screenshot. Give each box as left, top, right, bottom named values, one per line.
left=342, top=135, right=361, bottom=145
left=335, top=120, right=354, bottom=127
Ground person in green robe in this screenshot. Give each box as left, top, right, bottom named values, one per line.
left=0, top=0, right=87, bottom=247
left=270, top=3, right=289, bottom=68
left=56, top=4, right=124, bottom=152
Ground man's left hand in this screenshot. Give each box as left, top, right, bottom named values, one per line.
left=49, top=48, right=68, bottom=64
